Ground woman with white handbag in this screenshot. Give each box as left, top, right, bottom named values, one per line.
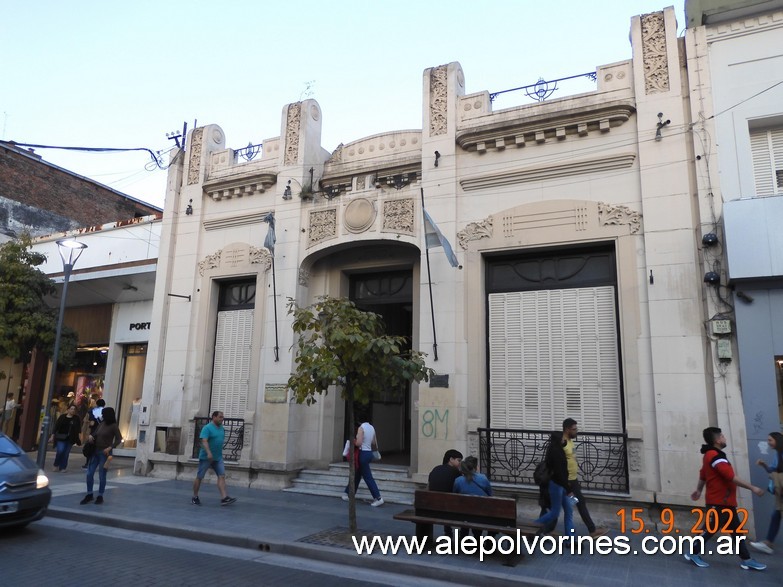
left=342, top=421, right=384, bottom=507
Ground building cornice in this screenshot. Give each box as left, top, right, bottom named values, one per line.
left=455, top=101, right=636, bottom=153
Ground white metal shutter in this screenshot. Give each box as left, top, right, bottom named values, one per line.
left=488, top=286, right=621, bottom=432
left=750, top=128, right=783, bottom=196
left=210, top=309, right=253, bottom=418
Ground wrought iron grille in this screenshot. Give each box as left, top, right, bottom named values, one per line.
left=192, top=417, right=244, bottom=462
left=489, top=72, right=597, bottom=103
left=478, top=428, right=628, bottom=493
left=235, top=143, right=262, bottom=162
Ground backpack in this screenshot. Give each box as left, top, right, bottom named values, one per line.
left=533, top=460, right=551, bottom=486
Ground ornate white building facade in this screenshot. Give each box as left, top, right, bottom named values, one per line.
left=135, top=7, right=752, bottom=518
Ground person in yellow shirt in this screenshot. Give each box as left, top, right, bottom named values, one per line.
left=563, top=418, right=608, bottom=538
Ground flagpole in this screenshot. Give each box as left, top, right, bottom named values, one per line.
left=271, top=256, right=279, bottom=362
left=421, top=188, right=439, bottom=361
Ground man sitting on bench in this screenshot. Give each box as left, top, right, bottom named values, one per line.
left=428, top=449, right=463, bottom=537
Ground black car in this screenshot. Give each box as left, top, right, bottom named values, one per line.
left=0, top=433, right=51, bottom=529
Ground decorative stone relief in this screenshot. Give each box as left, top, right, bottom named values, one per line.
left=429, top=65, right=448, bottom=136
left=356, top=176, right=366, bottom=190
left=308, top=209, right=337, bottom=246
left=248, top=246, right=272, bottom=271
left=284, top=102, right=302, bottom=165
left=198, top=250, right=221, bottom=276
left=575, top=206, right=589, bottom=231
left=222, top=245, right=247, bottom=268
left=628, top=445, right=642, bottom=472
left=641, top=12, right=669, bottom=94
left=457, top=216, right=493, bottom=250
left=598, top=202, right=642, bottom=234
left=187, top=128, right=204, bottom=185
left=382, top=199, right=415, bottom=234
left=298, top=267, right=310, bottom=287
left=344, top=198, right=376, bottom=233
left=329, top=143, right=344, bottom=163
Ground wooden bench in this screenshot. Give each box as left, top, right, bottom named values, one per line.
left=393, top=490, right=539, bottom=566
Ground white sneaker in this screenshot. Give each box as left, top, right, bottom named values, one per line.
left=749, top=541, right=773, bottom=555
left=370, top=497, right=385, bottom=507
left=341, top=494, right=349, bottom=502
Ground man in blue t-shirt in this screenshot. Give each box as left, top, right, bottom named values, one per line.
left=192, top=411, right=236, bottom=506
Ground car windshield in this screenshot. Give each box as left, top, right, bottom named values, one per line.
left=0, top=436, right=22, bottom=456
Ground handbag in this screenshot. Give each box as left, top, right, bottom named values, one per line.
left=55, top=432, right=69, bottom=441
left=82, top=442, right=96, bottom=458
left=372, top=450, right=381, bottom=462
left=769, top=479, right=776, bottom=495
left=342, top=440, right=351, bottom=458
left=533, top=460, right=552, bottom=486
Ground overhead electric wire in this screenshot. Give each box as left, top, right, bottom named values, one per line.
left=11, top=142, right=165, bottom=169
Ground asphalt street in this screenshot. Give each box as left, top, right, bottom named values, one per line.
left=2, top=517, right=455, bottom=587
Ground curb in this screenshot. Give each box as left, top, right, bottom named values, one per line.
left=46, top=506, right=567, bottom=587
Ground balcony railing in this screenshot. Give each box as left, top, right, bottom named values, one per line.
left=478, top=427, right=629, bottom=493
left=192, top=417, right=245, bottom=462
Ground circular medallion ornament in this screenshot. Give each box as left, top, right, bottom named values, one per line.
left=344, top=198, right=376, bottom=233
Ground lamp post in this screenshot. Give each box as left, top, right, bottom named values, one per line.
left=36, top=239, right=87, bottom=469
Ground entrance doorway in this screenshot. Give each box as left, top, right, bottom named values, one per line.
left=348, top=270, right=413, bottom=466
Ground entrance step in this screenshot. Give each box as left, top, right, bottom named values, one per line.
left=284, top=462, right=422, bottom=505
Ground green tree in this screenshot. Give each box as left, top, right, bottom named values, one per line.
left=287, top=296, right=433, bottom=533
left=0, top=236, right=77, bottom=378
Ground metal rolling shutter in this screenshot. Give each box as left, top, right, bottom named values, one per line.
left=488, top=286, right=621, bottom=432
left=210, top=308, right=253, bottom=419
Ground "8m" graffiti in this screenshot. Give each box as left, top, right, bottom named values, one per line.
left=421, top=409, right=448, bottom=440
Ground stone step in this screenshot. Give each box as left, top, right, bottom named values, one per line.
left=284, top=462, right=420, bottom=505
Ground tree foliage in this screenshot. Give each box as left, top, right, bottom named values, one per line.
left=0, top=235, right=77, bottom=372
left=287, top=296, right=433, bottom=532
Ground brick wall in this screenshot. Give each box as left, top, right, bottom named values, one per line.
left=0, top=142, right=161, bottom=239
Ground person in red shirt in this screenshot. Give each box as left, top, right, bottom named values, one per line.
left=684, top=427, right=767, bottom=571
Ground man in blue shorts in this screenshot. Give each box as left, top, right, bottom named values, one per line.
left=192, top=411, right=236, bottom=506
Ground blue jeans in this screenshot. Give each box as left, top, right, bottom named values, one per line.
left=766, top=509, right=781, bottom=543
left=344, top=450, right=380, bottom=500
left=534, top=481, right=574, bottom=536
left=86, top=450, right=109, bottom=496
left=53, top=440, right=73, bottom=470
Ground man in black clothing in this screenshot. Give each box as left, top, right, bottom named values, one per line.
left=428, top=449, right=463, bottom=491
left=428, top=449, right=463, bottom=539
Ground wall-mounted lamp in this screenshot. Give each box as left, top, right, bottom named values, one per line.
left=323, top=185, right=342, bottom=200
left=283, top=180, right=292, bottom=200
left=701, top=232, right=718, bottom=247
left=703, top=271, right=721, bottom=286
left=655, top=112, right=671, bottom=142
left=434, top=151, right=441, bottom=167
left=185, top=199, right=193, bottom=215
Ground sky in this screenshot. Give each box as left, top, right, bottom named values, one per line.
left=2, top=1, right=686, bottom=209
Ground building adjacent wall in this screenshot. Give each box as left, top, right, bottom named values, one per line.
left=686, top=0, right=783, bottom=534
left=0, top=141, right=160, bottom=242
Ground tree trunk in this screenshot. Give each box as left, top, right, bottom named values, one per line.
left=346, top=379, right=357, bottom=534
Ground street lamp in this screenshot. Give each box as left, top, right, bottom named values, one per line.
left=36, top=239, right=87, bottom=469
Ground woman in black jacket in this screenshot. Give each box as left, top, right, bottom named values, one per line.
left=49, top=404, right=81, bottom=472
left=533, top=431, right=576, bottom=536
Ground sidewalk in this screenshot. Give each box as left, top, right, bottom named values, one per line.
left=42, top=456, right=780, bottom=587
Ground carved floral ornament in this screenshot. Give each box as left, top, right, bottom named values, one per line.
left=429, top=65, right=448, bottom=137
left=284, top=102, right=302, bottom=165
left=457, top=216, right=494, bottom=250
left=187, top=128, right=204, bottom=185
left=597, top=202, right=641, bottom=234
left=640, top=12, right=669, bottom=94
left=382, top=199, right=415, bottom=234
left=308, top=209, right=337, bottom=247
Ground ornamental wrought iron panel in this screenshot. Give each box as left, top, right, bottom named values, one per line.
left=192, top=417, right=244, bottom=462
left=478, top=427, right=628, bottom=493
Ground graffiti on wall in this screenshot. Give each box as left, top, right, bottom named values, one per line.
left=422, top=408, right=449, bottom=440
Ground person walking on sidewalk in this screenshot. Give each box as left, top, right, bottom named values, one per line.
left=192, top=411, right=236, bottom=506
left=533, top=431, right=575, bottom=538
left=750, top=431, right=783, bottom=555
left=80, top=407, right=122, bottom=505
left=49, top=404, right=81, bottom=472
left=684, top=426, right=767, bottom=571
left=562, top=418, right=608, bottom=537
left=342, top=420, right=384, bottom=507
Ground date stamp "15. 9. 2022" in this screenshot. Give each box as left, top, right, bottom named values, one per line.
left=616, top=507, right=749, bottom=535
